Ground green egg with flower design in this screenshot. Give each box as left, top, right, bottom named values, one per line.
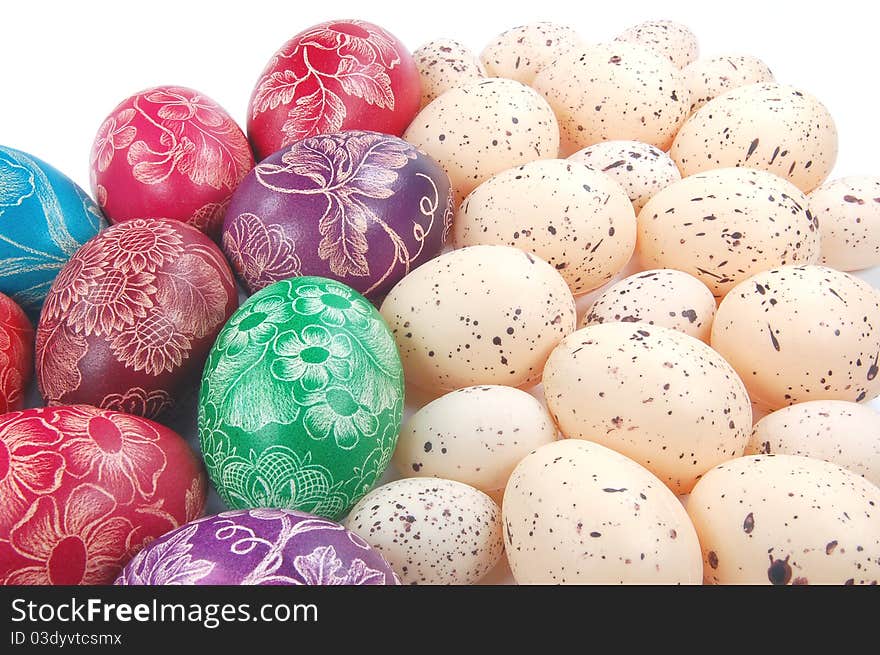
left=198, top=276, right=404, bottom=520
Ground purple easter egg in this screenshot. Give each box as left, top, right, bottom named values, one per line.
left=114, top=509, right=400, bottom=585
left=221, top=130, right=453, bottom=302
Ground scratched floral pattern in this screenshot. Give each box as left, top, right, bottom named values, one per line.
left=0, top=294, right=33, bottom=414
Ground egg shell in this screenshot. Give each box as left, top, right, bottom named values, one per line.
left=35, top=219, right=238, bottom=420
left=0, top=405, right=207, bottom=585
left=247, top=19, right=420, bottom=161
left=637, top=167, right=819, bottom=298
left=688, top=454, right=880, bottom=585
left=222, top=131, right=452, bottom=301
left=502, top=439, right=703, bottom=584
left=614, top=20, right=699, bottom=69
left=346, top=477, right=503, bottom=585
left=380, top=245, right=576, bottom=392
left=115, top=508, right=398, bottom=585
left=403, top=78, right=560, bottom=204
left=809, top=176, right=880, bottom=271
left=414, top=39, right=486, bottom=108
left=683, top=55, right=774, bottom=113
left=711, top=265, right=880, bottom=410
left=480, top=22, right=583, bottom=85
left=671, top=83, right=837, bottom=193
left=393, top=385, right=558, bottom=493
left=533, top=42, right=690, bottom=155
left=199, top=277, right=404, bottom=520
left=0, top=146, right=107, bottom=318
left=0, top=293, right=33, bottom=414
left=453, top=159, right=636, bottom=295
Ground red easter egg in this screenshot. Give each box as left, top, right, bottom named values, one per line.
left=90, top=86, right=255, bottom=240
left=247, top=19, right=421, bottom=160
left=0, top=405, right=207, bottom=585
left=35, top=219, right=238, bottom=420
left=0, top=293, right=33, bottom=414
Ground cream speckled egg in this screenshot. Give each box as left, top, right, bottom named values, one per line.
left=683, top=55, right=774, bottom=113
left=480, top=22, right=583, bottom=85
left=615, top=20, right=699, bottom=69
left=380, top=245, right=576, bottom=391
left=414, top=39, right=486, bottom=108
left=671, top=83, right=838, bottom=193
left=809, top=177, right=880, bottom=271
left=503, top=439, right=703, bottom=584
left=543, top=323, right=752, bottom=493
left=568, top=140, right=682, bottom=212
left=688, top=454, right=880, bottom=585
left=453, top=159, right=636, bottom=295
left=711, top=265, right=880, bottom=410
left=404, top=78, right=560, bottom=204
left=582, top=269, right=717, bottom=342
left=345, top=478, right=503, bottom=585
left=637, top=167, right=819, bottom=298
left=393, top=385, right=558, bottom=493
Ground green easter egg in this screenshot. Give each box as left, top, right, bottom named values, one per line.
left=198, top=277, right=404, bottom=520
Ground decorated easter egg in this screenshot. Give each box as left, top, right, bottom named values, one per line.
left=414, top=39, right=486, bottom=107
left=199, top=277, right=404, bottom=520
left=0, top=146, right=106, bottom=317
left=115, top=509, right=398, bottom=585
left=0, top=405, right=207, bottom=585
left=247, top=19, right=420, bottom=161
left=683, top=55, right=774, bottom=113
left=90, top=86, right=254, bottom=240
left=614, top=20, right=700, bottom=69
left=222, top=130, right=452, bottom=301
left=0, top=293, right=33, bottom=414
left=480, top=22, right=583, bottom=84
left=35, top=219, right=238, bottom=420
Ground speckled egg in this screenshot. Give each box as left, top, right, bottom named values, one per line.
left=688, top=454, right=880, bottom=585
left=380, top=245, right=576, bottom=391
left=345, top=477, right=503, bottom=585
left=403, top=78, right=560, bottom=204
left=809, top=176, right=880, bottom=271
left=533, top=42, right=691, bottom=155
left=671, top=83, right=838, bottom=193
left=414, top=39, right=486, bottom=107
left=683, top=55, right=774, bottom=113
left=480, top=22, right=583, bottom=85
left=116, top=509, right=398, bottom=585
left=503, top=439, right=703, bottom=584
left=35, top=219, right=238, bottom=420
left=568, top=140, right=682, bottom=212
left=0, top=293, right=32, bottom=414
left=614, top=20, right=699, bottom=69
left=711, top=265, right=880, bottom=410
left=0, top=146, right=106, bottom=318
left=637, top=168, right=819, bottom=298
left=393, top=385, right=557, bottom=494
left=453, top=159, right=636, bottom=295
left=582, top=269, right=717, bottom=342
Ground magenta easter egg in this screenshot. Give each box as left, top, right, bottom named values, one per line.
left=35, top=219, right=238, bottom=419
left=0, top=293, right=33, bottom=414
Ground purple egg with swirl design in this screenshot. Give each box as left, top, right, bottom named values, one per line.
left=221, top=130, right=453, bottom=301
left=114, top=508, right=400, bottom=585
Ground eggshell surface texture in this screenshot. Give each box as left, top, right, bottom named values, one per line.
left=0, top=405, right=207, bottom=585
left=414, top=39, right=486, bottom=107
left=0, top=293, right=33, bottom=413
left=453, top=159, right=636, bottom=295
left=380, top=245, right=576, bottom=392
left=615, top=20, right=699, bottom=69
left=199, top=277, right=404, bottom=520
left=346, top=477, right=503, bottom=585
left=90, top=86, right=254, bottom=240
left=480, top=22, right=582, bottom=84
left=115, top=508, right=398, bottom=585
left=36, top=219, right=238, bottom=420
left=503, top=439, right=703, bottom=584
left=0, top=146, right=107, bottom=317
left=222, top=131, right=451, bottom=300
left=809, top=176, right=880, bottom=271
left=393, top=385, right=557, bottom=493
left=688, top=454, right=880, bottom=585
left=671, top=83, right=837, bottom=193
left=404, top=78, right=560, bottom=204
left=637, top=168, right=819, bottom=298
left=683, top=55, right=774, bottom=113
left=247, top=19, right=420, bottom=161
left=711, top=265, right=880, bottom=410
left=533, top=42, right=690, bottom=155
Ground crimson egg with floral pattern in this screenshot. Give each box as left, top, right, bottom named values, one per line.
left=0, top=293, right=33, bottom=414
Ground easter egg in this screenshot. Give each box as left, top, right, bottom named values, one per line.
left=35, top=219, right=238, bottom=420
left=0, top=146, right=107, bottom=317
left=0, top=405, right=207, bottom=585
left=247, top=19, right=420, bottom=161
left=0, top=293, right=33, bottom=414
left=199, top=277, right=405, bottom=520
left=90, top=86, right=254, bottom=240
left=222, top=130, right=452, bottom=301
left=115, top=509, right=398, bottom=585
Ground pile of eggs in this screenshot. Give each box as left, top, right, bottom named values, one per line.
left=1, top=16, right=879, bottom=587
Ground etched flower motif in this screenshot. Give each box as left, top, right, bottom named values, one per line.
left=91, top=108, right=138, bottom=172
left=222, top=213, right=301, bottom=292
left=146, top=89, right=223, bottom=127
left=302, top=387, right=378, bottom=450
left=41, top=240, right=107, bottom=321
left=216, top=294, right=295, bottom=356
left=0, top=154, right=35, bottom=208
left=291, top=282, right=371, bottom=327
left=271, top=325, right=352, bottom=391
left=298, top=21, right=401, bottom=69
left=99, top=387, right=174, bottom=419
left=293, top=544, right=387, bottom=585
left=109, top=308, right=192, bottom=375
left=115, top=523, right=215, bottom=585
left=98, top=219, right=185, bottom=273
left=66, top=269, right=157, bottom=337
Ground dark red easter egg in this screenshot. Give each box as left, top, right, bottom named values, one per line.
left=35, top=219, right=238, bottom=419
left=247, top=19, right=421, bottom=160
left=0, top=293, right=33, bottom=414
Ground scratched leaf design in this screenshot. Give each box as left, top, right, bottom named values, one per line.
left=318, top=193, right=371, bottom=277
left=174, top=119, right=253, bottom=191
left=281, top=88, right=346, bottom=145
left=293, top=544, right=386, bottom=585
left=155, top=254, right=228, bottom=339
left=36, top=321, right=88, bottom=401
left=127, top=139, right=177, bottom=185
left=334, top=59, right=394, bottom=110
left=117, top=522, right=215, bottom=585
left=251, top=70, right=303, bottom=119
